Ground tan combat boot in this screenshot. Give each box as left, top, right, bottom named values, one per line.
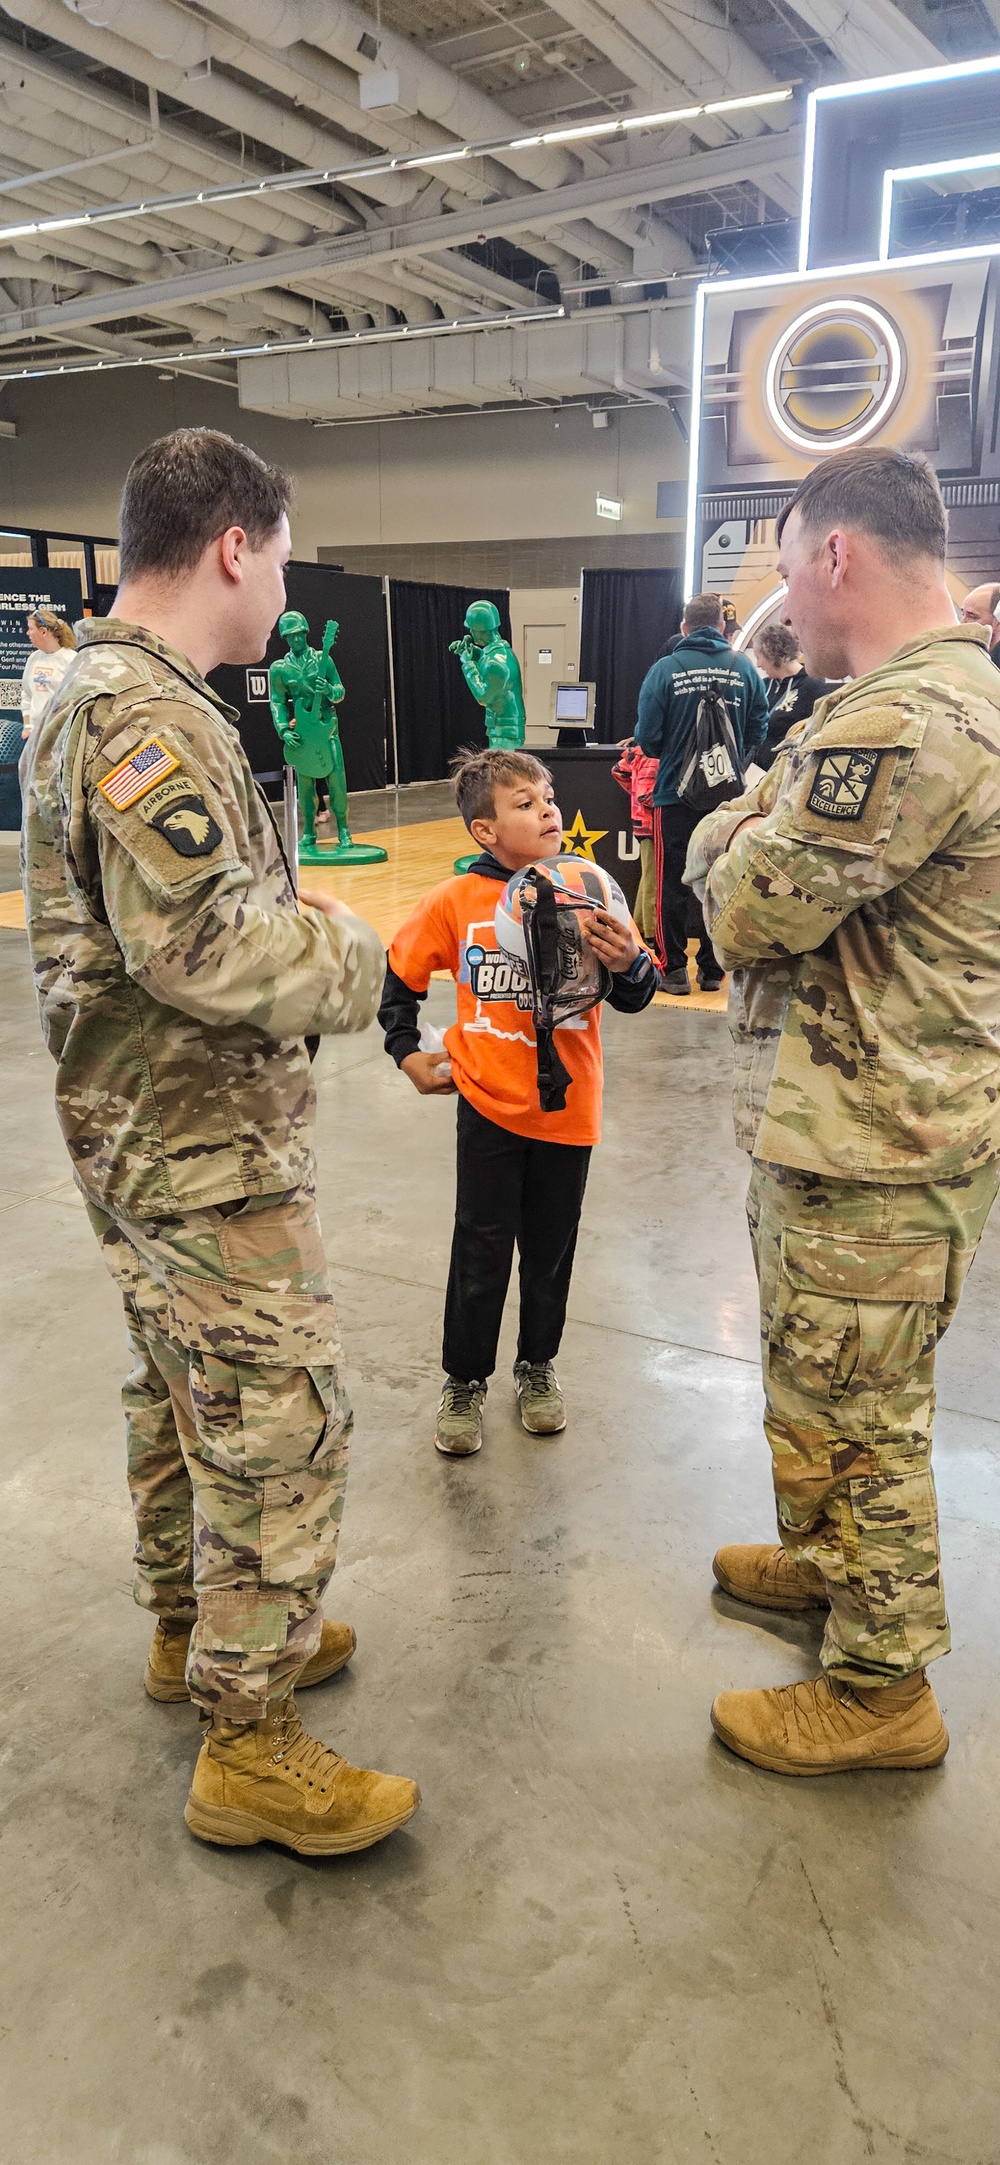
left=184, top=1698, right=421, bottom=1854
left=144, top=1619, right=357, bottom=1704
left=711, top=1669, right=948, bottom=1776
left=712, top=1543, right=829, bottom=1613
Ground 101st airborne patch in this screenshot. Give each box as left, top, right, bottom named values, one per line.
left=148, top=795, right=224, bottom=856
left=807, top=748, right=884, bottom=821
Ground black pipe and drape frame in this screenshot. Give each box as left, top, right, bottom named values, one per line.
left=579, top=568, right=684, bottom=743
left=386, top=580, right=513, bottom=784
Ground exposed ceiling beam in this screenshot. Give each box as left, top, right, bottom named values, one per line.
left=0, top=125, right=802, bottom=342
left=783, top=0, right=940, bottom=76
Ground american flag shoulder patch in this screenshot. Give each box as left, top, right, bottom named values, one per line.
left=98, top=736, right=180, bottom=809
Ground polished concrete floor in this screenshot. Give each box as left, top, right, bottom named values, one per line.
left=3, top=914, right=1000, bottom=2165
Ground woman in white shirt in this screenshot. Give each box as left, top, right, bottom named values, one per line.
left=20, top=607, right=77, bottom=737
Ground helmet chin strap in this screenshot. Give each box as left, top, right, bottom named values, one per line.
left=525, top=875, right=574, bottom=1114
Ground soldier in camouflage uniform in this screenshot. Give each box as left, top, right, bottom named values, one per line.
left=21, top=427, right=420, bottom=1853
left=686, top=445, right=1000, bottom=1775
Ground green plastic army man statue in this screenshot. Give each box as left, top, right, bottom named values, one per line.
left=448, top=601, right=527, bottom=870
left=449, top=601, right=526, bottom=749
left=269, top=610, right=387, bottom=866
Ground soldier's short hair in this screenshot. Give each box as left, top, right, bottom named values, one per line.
left=754, top=624, right=799, bottom=669
left=451, top=746, right=552, bottom=831
left=776, top=446, right=948, bottom=567
left=682, top=592, right=725, bottom=632
left=119, top=428, right=293, bottom=582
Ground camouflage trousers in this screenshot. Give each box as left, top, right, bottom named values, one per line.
left=86, top=1186, right=352, bottom=1721
left=748, top=1157, right=1000, bottom=1688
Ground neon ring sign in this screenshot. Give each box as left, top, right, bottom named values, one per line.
left=764, top=298, right=904, bottom=452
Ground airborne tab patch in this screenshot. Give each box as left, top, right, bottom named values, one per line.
left=148, top=795, right=224, bottom=857
left=98, top=735, right=179, bottom=808
left=807, top=748, right=884, bottom=822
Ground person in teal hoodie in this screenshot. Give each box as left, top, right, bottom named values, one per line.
left=636, top=591, right=768, bottom=994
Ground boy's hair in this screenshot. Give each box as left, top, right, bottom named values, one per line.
left=451, top=745, right=551, bottom=831
left=754, top=623, right=799, bottom=669
left=681, top=591, right=725, bottom=632
left=119, top=427, right=293, bottom=583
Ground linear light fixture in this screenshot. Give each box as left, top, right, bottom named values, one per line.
left=735, top=589, right=788, bottom=650
left=879, top=147, right=1000, bottom=260
left=798, top=53, right=1000, bottom=271
left=0, top=88, right=793, bottom=250
left=0, top=304, right=566, bottom=385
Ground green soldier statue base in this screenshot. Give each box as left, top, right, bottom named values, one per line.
left=448, top=599, right=527, bottom=872
left=269, top=610, right=387, bottom=867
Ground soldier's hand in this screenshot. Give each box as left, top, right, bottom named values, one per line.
left=400, top=1050, right=457, bottom=1096
left=298, top=886, right=355, bottom=920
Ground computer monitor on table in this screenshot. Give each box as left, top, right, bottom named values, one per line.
left=548, top=681, right=596, bottom=731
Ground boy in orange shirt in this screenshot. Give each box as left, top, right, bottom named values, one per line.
left=378, top=747, right=658, bottom=1456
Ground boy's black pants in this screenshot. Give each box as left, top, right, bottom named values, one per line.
left=444, top=1096, right=591, bottom=1383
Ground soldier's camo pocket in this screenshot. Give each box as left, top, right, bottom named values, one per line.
left=187, top=1352, right=349, bottom=1478
left=768, top=1229, right=949, bottom=1403
left=165, top=1272, right=350, bottom=1479
left=840, top=1468, right=940, bottom=1612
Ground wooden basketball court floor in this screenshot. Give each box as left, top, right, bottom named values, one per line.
left=0, top=812, right=726, bottom=1012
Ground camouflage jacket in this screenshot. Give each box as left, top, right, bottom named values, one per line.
left=685, top=625, right=1000, bottom=1181
left=21, top=619, right=384, bottom=1219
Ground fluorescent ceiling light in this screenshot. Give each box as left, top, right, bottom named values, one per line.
left=0, top=306, right=565, bottom=385
left=703, top=90, right=793, bottom=115
left=0, top=88, right=794, bottom=250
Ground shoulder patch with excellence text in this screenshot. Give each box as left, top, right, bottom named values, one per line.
left=807, top=748, right=884, bottom=822
left=98, top=735, right=179, bottom=808
left=148, top=794, right=223, bottom=857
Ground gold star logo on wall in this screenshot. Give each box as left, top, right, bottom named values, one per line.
left=562, top=808, right=608, bottom=862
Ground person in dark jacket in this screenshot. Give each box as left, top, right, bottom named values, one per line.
left=636, top=592, right=768, bottom=994
left=751, top=622, right=837, bottom=769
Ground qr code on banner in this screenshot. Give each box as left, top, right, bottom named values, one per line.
left=0, top=679, right=22, bottom=707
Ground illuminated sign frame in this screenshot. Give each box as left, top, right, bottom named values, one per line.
left=682, top=234, right=1000, bottom=595
left=878, top=148, right=1000, bottom=261
left=685, top=48, right=1000, bottom=596
left=798, top=52, right=1000, bottom=273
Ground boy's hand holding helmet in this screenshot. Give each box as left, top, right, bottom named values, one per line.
left=580, top=905, right=639, bottom=974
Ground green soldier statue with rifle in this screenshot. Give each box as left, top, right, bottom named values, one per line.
left=270, top=610, right=387, bottom=866
left=448, top=599, right=527, bottom=868
left=448, top=601, right=526, bottom=750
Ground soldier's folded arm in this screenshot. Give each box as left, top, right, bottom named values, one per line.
left=90, top=752, right=384, bottom=1038
left=684, top=757, right=790, bottom=899
left=700, top=706, right=987, bottom=970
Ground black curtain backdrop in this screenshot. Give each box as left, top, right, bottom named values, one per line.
left=209, top=562, right=388, bottom=793
left=579, top=568, right=684, bottom=744
left=388, top=579, right=512, bottom=783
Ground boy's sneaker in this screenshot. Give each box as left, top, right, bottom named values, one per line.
left=660, top=967, right=690, bottom=995
left=514, top=1361, right=566, bottom=1434
left=435, top=1378, right=486, bottom=1456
